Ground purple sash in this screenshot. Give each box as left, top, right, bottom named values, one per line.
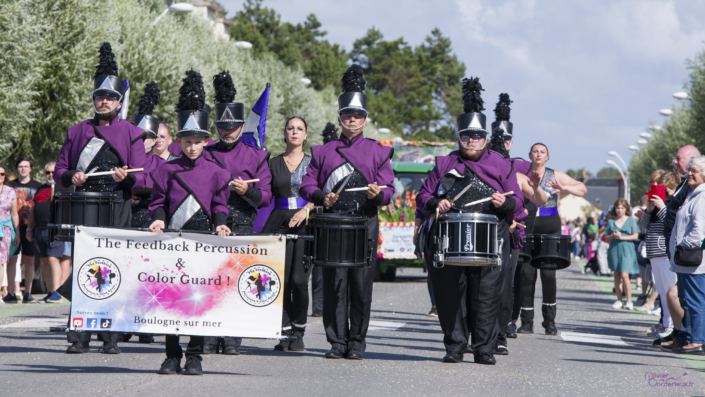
left=274, top=197, right=308, bottom=210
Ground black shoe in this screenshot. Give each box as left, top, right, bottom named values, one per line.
left=507, top=322, right=518, bottom=339
left=158, top=357, right=182, bottom=375
left=673, top=345, right=705, bottom=355
left=495, top=345, right=508, bottom=355
left=654, top=332, right=677, bottom=347
left=202, top=344, right=218, bottom=355
left=461, top=345, right=473, bottom=354
left=289, top=334, right=305, bottom=352
left=102, top=343, right=121, bottom=354
left=325, top=347, right=345, bottom=359
left=428, top=306, right=438, bottom=317
left=474, top=353, right=496, bottom=365
left=346, top=350, right=363, bottom=360
left=22, top=292, right=38, bottom=304
left=274, top=338, right=290, bottom=351
left=653, top=338, right=662, bottom=347
left=517, top=323, right=534, bottom=334
left=184, top=356, right=203, bottom=375
left=139, top=335, right=155, bottom=344
left=121, top=334, right=133, bottom=343
left=66, top=342, right=90, bottom=354
left=442, top=352, right=463, bottom=363
left=542, top=321, right=557, bottom=336
left=310, top=311, right=322, bottom=317
left=223, top=346, right=240, bottom=355
left=3, top=293, right=18, bottom=304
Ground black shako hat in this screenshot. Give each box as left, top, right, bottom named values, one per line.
left=133, top=82, right=160, bottom=137
left=491, top=93, right=513, bottom=139
left=456, top=77, right=487, bottom=136
left=213, top=70, right=245, bottom=129
left=338, top=64, right=368, bottom=116
left=93, top=42, right=126, bottom=99
left=175, top=69, right=210, bottom=138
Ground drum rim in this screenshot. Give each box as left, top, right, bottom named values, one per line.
left=310, top=213, right=368, bottom=221
left=444, top=255, right=501, bottom=266
left=54, top=192, right=117, bottom=197
left=438, top=212, right=499, bottom=222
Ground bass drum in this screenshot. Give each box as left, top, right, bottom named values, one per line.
left=528, top=234, right=571, bottom=270
left=309, top=213, right=370, bottom=268
left=52, top=192, right=116, bottom=241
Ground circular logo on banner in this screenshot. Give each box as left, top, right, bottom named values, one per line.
left=238, top=264, right=281, bottom=307
left=77, top=258, right=121, bottom=300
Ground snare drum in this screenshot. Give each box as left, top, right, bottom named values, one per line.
left=434, top=213, right=501, bottom=266
left=52, top=192, right=116, bottom=241
left=527, top=234, right=571, bottom=270
left=518, top=234, right=532, bottom=264
left=308, top=213, right=370, bottom=268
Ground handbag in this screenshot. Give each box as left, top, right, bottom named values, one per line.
left=675, top=245, right=703, bottom=267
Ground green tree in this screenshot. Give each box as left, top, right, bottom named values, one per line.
left=596, top=167, right=621, bottom=178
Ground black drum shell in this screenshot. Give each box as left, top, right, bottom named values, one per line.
left=309, top=213, right=369, bottom=268
left=53, top=192, right=116, bottom=241
left=528, top=234, right=571, bottom=270
left=518, top=234, right=532, bottom=264
left=436, top=213, right=500, bottom=266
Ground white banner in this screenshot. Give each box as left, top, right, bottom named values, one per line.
left=378, top=222, right=417, bottom=259
left=68, top=227, right=285, bottom=338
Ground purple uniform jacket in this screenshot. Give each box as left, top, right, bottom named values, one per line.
left=134, top=152, right=168, bottom=190
left=205, top=141, right=272, bottom=208
left=417, top=150, right=525, bottom=247
left=511, top=157, right=532, bottom=176
left=55, top=116, right=148, bottom=188
left=149, top=155, right=231, bottom=228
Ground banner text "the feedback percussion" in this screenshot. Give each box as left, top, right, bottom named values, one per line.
left=93, top=238, right=268, bottom=255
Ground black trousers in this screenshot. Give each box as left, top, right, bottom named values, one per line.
left=311, top=266, right=324, bottom=314
left=511, top=259, right=525, bottom=322
left=520, top=265, right=557, bottom=306
left=277, top=223, right=311, bottom=332
left=205, top=224, right=253, bottom=349
left=165, top=335, right=203, bottom=359
left=429, top=227, right=511, bottom=355
left=67, top=196, right=130, bottom=345
left=497, top=249, right=519, bottom=346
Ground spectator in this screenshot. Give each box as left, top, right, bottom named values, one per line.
left=604, top=198, right=641, bottom=310
left=639, top=171, right=679, bottom=342
left=661, top=145, right=701, bottom=352
left=633, top=195, right=649, bottom=293
left=0, top=163, right=20, bottom=301
left=25, top=162, right=71, bottom=303
left=3, top=158, right=41, bottom=303
left=586, top=217, right=598, bottom=261
left=571, top=220, right=581, bottom=258
left=669, top=155, right=705, bottom=355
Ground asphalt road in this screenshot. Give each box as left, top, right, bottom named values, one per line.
left=0, top=260, right=704, bottom=396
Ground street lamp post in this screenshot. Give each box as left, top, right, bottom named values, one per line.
left=606, top=160, right=629, bottom=202
left=628, top=145, right=639, bottom=152
left=146, top=3, right=194, bottom=36
left=608, top=151, right=630, bottom=203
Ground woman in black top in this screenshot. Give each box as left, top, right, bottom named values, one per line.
left=262, top=116, right=314, bottom=351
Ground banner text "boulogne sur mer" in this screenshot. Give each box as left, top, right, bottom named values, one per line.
left=93, top=238, right=268, bottom=255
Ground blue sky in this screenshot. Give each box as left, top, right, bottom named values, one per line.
left=220, top=0, right=705, bottom=174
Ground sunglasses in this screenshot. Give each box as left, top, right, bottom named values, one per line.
left=0, top=173, right=6, bottom=176
left=45, top=171, right=54, bottom=175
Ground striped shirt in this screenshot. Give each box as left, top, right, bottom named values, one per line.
left=638, top=207, right=668, bottom=258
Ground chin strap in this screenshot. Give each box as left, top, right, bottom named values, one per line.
left=92, top=94, right=123, bottom=115
left=338, top=115, right=367, bottom=132
left=459, top=137, right=488, bottom=151
left=217, top=129, right=242, bottom=145
left=145, top=141, right=156, bottom=152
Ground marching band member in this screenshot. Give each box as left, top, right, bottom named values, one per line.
left=55, top=42, right=147, bottom=355
left=202, top=70, right=272, bottom=355
left=149, top=69, right=232, bottom=376
left=416, top=77, right=524, bottom=365
left=300, top=65, right=395, bottom=360
left=262, top=116, right=315, bottom=352
left=516, top=143, right=586, bottom=336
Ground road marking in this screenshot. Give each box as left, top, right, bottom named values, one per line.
left=368, top=321, right=405, bottom=332
left=0, top=317, right=67, bottom=329
left=561, top=331, right=628, bottom=346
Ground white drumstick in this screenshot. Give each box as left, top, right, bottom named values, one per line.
left=231, top=179, right=260, bottom=185
left=84, top=168, right=144, bottom=178
left=344, top=186, right=388, bottom=192
left=463, top=191, right=514, bottom=207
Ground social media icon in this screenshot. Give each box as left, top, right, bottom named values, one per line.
left=73, top=318, right=83, bottom=328
left=100, top=319, right=112, bottom=329
left=86, top=318, right=98, bottom=329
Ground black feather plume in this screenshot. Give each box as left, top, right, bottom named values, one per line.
left=493, top=93, right=512, bottom=121
left=322, top=122, right=339, bottom=144
left=490, top=127, right=510, bottom=159
left=213, top=70, right=236, bottom=103
left=461, top=77, right=485, bottom=113
left=137, top=82, right=160, bottom=116
left=341, top=64, right=366, bottom=93
left=176, top=69, right=206, bottom=112
left=95, top=42, right=118, bottom=78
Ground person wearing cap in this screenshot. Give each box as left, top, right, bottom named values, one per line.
left=55, top=42, right=148, bottom=355
left=201, top=70, right=272, bottom=355
left=300, top=65, right=395, bottom=360
left=149, top=69, right=232, bottom=376
left=416, top=77, right=525, bottom=365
